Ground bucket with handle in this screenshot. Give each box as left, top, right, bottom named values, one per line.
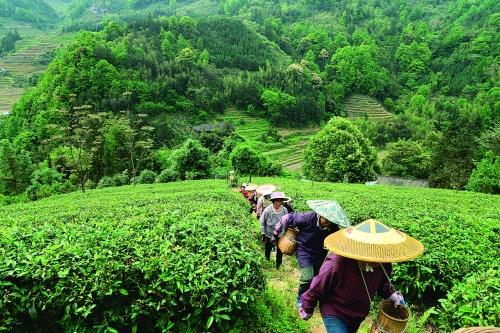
left=370, top=300, right=410, bottom=333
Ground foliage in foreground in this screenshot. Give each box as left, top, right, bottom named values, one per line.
left=437, top=267, right=500, bottom=329
left=0, top=181, right=265, bottom=332
left=253, top=176, right=500, bottom=329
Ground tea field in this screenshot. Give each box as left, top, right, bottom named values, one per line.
left=0, top=179, right=499, bottom=332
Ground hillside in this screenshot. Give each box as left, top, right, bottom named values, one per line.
left=219, top=107, right=317, bottom=173
left=1, top=179, right=499, bottom=331
left=0, top=32, right=74, bottom=114
left=345, top=94, right=392, bottom=120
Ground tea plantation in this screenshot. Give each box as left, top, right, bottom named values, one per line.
left=0, top=181, right=308, bottom=332
left=1, top=179, right=499, bottom=331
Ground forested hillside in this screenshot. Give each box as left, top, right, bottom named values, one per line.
left=0, top=0, right=498, bottom=204
left=0, top=0, right=59, bottom=28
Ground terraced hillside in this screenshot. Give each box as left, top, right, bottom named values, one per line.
left=219, top=107, right=316, bottom=173
left=345, top=94, right=392, bottom=119
left=0, top=33, right=73, bottom=114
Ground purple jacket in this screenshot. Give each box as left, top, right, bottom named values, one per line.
left=301, top=254, right=395, bottom=329
left=273, top=212, right=338, bottom=268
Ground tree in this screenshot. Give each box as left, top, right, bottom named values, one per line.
left=229, top=143, right=267, bottom=178
left=0, top=139, right=33, bottom=195
left=396, top=41, right=432, bottom=88
left=260, top=88, right=297, bottom=125
left=466, top=152, right=500, bottom=194
left=172, top=139, right=210, bottom=180
left=329, top=44, right=389, bottom=96
left=303, top=117, right=377, bottom=183
left=382, top=140, right=431, bottom=179
left=429, top=107, right=482, bottom=189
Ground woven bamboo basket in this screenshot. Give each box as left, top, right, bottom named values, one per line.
left=454, top=328, right=500, bottom=333
left=278, top=228, right=299, bottom=255
left=370, top=300, right=410, bottom=333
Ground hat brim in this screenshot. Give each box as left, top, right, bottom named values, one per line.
left=324, top=229, right=424, bottom=263
left=271, top=196, right=289, bottom=202
left=256, top=184, right=277, bottom=195
left=307, top=200, right=350, bottom=227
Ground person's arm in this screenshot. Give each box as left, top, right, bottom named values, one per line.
left=273, top=212, right=313, bottom=237
left=301, top=254, right=341, bottom=314
left=256, top=197, right=263, bottom=218
left=259, top=208, right=268, bottom=236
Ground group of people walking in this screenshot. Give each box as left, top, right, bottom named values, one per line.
left=240, top=183, right=424, bottom=333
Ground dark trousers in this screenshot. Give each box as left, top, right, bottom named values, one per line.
left=264, top=237, right=282, bottom=268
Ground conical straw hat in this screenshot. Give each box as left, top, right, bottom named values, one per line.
left=256, top=184, right=276, bottom=195
left=324, top=219, right=424, bottom=263
left=245, top=184, right=258, bottom=191
left=307, top=200, right=351, bottom=227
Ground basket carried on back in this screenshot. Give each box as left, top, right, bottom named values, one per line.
left=370, top=300, right=410, bottom=333
left=278, top=228, right=299, bottom=255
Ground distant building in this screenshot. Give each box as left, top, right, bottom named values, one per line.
left=191, top=122, right=228, bottom=133
left=375, top=175, right=429, bottom=188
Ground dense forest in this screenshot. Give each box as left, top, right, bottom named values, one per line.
left=0, top=0, right=499, bottom=203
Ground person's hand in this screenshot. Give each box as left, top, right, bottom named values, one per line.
left=261, top=234, right=267, bottom=243
left=298, top=307, right=312, bottom=320
left=271, top=235, right=278, bottom=243
left=388, top=292, right=405, bottom=306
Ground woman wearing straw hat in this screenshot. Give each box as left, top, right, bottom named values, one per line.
left=256, top=184, right=276, bottom=219
left=272, top=200, right=351, bottom=308
left=299, top=219, right=424, bottom=333
left=243, top=184, right=258, bottom=214
left=260, top=192, right=289, bottom=268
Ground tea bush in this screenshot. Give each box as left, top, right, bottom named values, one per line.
left=437, top=267, right=500, bottom=329
left=0, top=181, right=264, bottom=332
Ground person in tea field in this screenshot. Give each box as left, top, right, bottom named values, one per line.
left=260, top=192, right=289, bottom=268
left=272, top=200, right=350, bottom=308
left=243, top=184, right=258, bottom=214
left=298, top=219, right=424, bottom=333
left=256, top=189, right=273, bottom=219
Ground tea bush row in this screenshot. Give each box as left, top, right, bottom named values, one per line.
left=0, top=181, right=264, bottom=332
left=253, top=177, right=500, bottom=329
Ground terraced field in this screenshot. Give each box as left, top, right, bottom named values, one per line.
left=0, top=32, right=73, bottom=114
left=219, top=107, right=316, bottom=173
left=345, top=94, right=392, bottom=119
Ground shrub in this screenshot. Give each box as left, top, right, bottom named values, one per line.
left=26, top=164, right=74, bottom=201
left=382, top=140, right=431, bottom=179
left=156, top=168, right=179, bottom=183
left=466, top=151, right=500, bottom=194
left=136, top=169, right=157, bottom=184
left=436, top=268, right=500, bottom=330
left=97, top=176, right=114, bottom=188
left=112, top=172, right=129, bottom=186
left=172, top=139, right=211, bottom=180
left=229, top=143, right=267, bottom=176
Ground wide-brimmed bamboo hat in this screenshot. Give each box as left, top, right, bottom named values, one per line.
left=324, top=219, right=424, bottom=263
left=256, top=184, right=276, bottom=195
left=270, top=191, right=289, bottom=202
left=245, top=184, right=258, bottom=191
left=307, top=200, right=350, bottom=227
